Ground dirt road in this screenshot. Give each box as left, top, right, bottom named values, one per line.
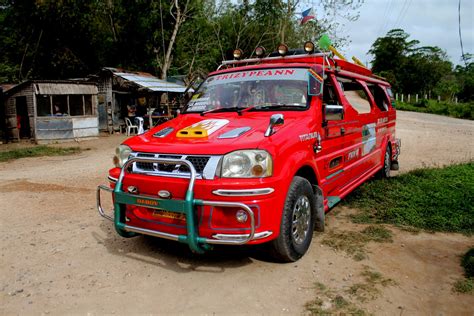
left=1, top=111, right=473, bottom=315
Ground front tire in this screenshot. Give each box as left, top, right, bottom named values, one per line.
left=269, top=176, right=316, bottom=262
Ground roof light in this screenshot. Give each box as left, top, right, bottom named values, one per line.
left=255, top=46, right=266, bottom=58
left=277, top=44, right=288, bottom=57
left=233, top=49, right=244, bottom=60
left=304, top=41, right=315, bottom=54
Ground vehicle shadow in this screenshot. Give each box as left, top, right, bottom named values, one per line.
left=92, top=221, right=273, bottom=273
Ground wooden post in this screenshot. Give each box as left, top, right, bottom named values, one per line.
left=416, top=94, right=419, bottom=103
left=455, top=97, right=458, bottom=104
left=401, top=94, right=404, bottom=102
left=424, top=94, right=427, bottom=100
left=396, top=93, right=398, bottom=101
left=408, top=94, right=411, bottom=103
left=437, top=95, right=441, bottom=102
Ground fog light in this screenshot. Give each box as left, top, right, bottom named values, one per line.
left=277, top=43, right=288, bottom=56
left=304, top=41, right=315, bottom=53
left=236, top=210, right=248, bottom=223
left=233, top=48, right=244, bottom=60
left=255, top=46, right=266, bottom=58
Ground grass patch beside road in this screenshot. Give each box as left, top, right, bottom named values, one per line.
left=397, top=100, right=473, bottom=120
left=322, top=225, right=393, bottom=261
left=343, top=162, right=474, bottom=235
left=0, top=145, right=82, bottom=162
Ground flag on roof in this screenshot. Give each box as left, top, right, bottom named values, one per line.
left=301, top=8, right=315, bottom=25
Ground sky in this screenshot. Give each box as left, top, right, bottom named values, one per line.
left=327, top=0, right=474, bottom=66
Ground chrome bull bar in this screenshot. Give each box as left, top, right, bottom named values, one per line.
left=97, top=157, right=257, bottom=253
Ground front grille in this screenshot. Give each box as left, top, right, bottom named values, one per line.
left=179, top=156, right=210, bottom=173
left=136, top=153, right=155, bottom=171
left=131, top=153, right=214, bottom=178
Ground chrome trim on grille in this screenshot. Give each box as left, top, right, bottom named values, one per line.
left=130, top=153, right=222, bottom=180
left=212, top=188, right=275, bottom=196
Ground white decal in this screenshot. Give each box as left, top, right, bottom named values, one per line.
left=299, top=132, right=319, bottom=142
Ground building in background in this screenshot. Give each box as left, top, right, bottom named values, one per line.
left=93, top=68, right=192, bottom=132
left=2, top=80, right=98, bottom=143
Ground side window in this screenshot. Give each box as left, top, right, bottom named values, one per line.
left=322, top=78, right=341, bottom=105
left=338, top=78, right=372, bottom=114
left=368, top=84, right=389, bottom=111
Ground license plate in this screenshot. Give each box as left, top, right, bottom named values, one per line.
left=152, top=209, right=186, bottom=221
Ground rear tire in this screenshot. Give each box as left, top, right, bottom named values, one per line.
left=269, top=176, right=316, bottom=262
left=376, top=145, right=391, bottom=179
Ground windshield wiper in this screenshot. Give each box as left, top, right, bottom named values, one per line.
left=254, top=103, right=305, bottom=110
left=201, top=106, right=249, bottom=116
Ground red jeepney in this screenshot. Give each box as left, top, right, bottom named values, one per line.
left=97, top=44, right=401, bottom=262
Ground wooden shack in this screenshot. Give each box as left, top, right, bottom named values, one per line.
left=94, top=68, right=192, bottom=132
left=3, top=80, right=99, bottom=143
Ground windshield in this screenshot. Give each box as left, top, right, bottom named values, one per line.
left=184, top=68, right=311, bottom=113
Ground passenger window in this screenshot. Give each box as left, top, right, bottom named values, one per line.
left=338, top=78, right=372, bottom=114
left=322, top=79, right=340, bottom=105
left=368, top=84, right=389, bottom=111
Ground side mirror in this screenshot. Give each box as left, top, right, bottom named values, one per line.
left=265, top=114, right=284, bottom=137
left=324, top=104, right=344, bottom=121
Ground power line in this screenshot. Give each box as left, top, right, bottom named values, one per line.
left=459, top=0, right=467, bottom=66
left=377, top=0, right=395, bottom=37
left=393, top=0, right=412, bottom=30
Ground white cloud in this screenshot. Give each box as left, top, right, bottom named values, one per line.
left=334, top=0, right=474, bottom=66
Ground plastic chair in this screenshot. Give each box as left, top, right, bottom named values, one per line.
left=125, top=117, right=138, bottom=136
left=135, top=117, right=145, bottom=134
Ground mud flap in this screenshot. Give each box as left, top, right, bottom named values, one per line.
left=314, top=185, right=325, bottom=232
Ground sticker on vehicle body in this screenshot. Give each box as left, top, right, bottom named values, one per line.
left=177, top=119, right=229, bottom=138
left=362, top=123, right=376, bottom=155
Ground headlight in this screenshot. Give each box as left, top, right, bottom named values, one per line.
left=219, top=150, right=273, bottom=178
left=113, top=145, right=132, bottom=168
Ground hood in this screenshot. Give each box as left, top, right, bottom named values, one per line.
left=124, top=112, right=311, bottom=155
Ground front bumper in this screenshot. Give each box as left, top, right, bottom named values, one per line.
left=97, top=157, right=272, bottom=253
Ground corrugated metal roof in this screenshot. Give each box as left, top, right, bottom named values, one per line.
left=111, top=70, right=193, bottom=93
left=36, top=83, right=98, bottom=95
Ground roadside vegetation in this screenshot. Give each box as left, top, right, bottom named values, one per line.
left=343, top=162, right=474, bottom=235
left=396, top=100, right=474, bottom=120
left=0, top=145, right=82, bottom=162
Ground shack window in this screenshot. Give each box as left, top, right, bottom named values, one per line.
left=84, top=95, right=93, bottom=115
left=37, top=95, right=51, bottom=116
left=52, top=95, right=68, bottom=115
left=338, top=78, right=372, bottom=114
left=36, top=94, right=94, bottom=117
left=69, top=95, right=83, bottom=116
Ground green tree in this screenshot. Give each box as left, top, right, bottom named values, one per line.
left=369, top=29, right=453, bottom=96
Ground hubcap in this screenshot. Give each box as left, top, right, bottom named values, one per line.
left=291, top=195, right=311, bottom=245
left=384, top=150, right=391, bottom=176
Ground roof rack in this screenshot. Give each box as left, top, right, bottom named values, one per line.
left=218, top=52, right=331, bottom=69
